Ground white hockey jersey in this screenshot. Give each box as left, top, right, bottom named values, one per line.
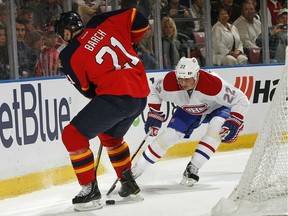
left=148, top=69, right=250, bottom=117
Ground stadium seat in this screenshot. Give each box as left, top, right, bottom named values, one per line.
left=192, top=32, right=205, bottom=48
left=191, top=32, right=205, bottom=65
left=245, top=47, right=261, bottom=64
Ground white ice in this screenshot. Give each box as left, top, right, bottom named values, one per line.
left=0, top=149, right=251, bottom=216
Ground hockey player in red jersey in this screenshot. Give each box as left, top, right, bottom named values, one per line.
left=132, top=57, right=250, bottom=186
left=54, top=8, right=150, bottom=211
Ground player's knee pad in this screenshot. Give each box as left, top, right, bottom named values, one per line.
left=143, top=128, right=183, bottom=163
left=154, top=127, right=183, bottom=151
left=98, top=133, right=123, bottom=149
left=207, top=116, right=226, bottom=141
left=62, top=124, right=89, bottom=152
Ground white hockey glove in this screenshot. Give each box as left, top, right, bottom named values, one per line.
left=219, top=112, right=244, bottom=143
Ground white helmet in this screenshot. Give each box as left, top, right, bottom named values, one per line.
left=175, top=57, right=199, bottom=79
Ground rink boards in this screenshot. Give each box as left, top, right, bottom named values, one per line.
left=0, top=64, right=285, bottom=199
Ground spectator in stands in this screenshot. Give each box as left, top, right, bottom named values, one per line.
left=212, top=7, right=248, bottom=65
left=234, top=1, right=261, bottom=49
left=34, top=31, right=62, bottom=76
left=161, top=0, right=168, bottom=8
left=78, top=4, right=97, bottom=26
left=256, top=8, right=288, bottom=63
left=16, top=18, right=36, bottom=78
left=250, top=0, right=260, bottom=20
left=0, top=3, right=7, bottom=26
left=161, top=16, right=181, bottom=69
left=33, top=0, right=63, bottom=31
left=17, top=4, right=36, bottom=41
left=190, top=0, right=204, bottom=32
left=161, top=0, right=194, bottom=36
left=211, top=0, right=242, bottom=25
left=138, top=0, right=153, bottom=19
left=267, top=0, right=283, bottom=27
left=82, top=0, right=97, bottom=6
left=0, top=24, right=9, bottom=79
left=58, top=0, right=78, bottom=12
left=138, top=20, right=157, bottom=70
left=161, top=0, right=191, bottom=19
left=25, top=29, right=45, bottom=63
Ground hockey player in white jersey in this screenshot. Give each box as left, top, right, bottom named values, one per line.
left=132, top=57, right=250, bottom=186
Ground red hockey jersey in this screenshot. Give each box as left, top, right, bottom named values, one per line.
left=60, top=8, right=150, bottom=98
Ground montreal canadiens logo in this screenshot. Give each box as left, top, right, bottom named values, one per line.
left=182, top=104, right=208, bottom=114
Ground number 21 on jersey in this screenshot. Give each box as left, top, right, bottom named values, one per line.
left=96, top=37, right=140, bottom=70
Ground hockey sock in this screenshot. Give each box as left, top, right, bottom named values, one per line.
left=191, top=116, right=224, bottom=168
left=70, top=148, right=95, bottom=185
left=132, top=142, right=164, bottom=178
left=141, top=127, right=183, bottom=165
left=107, top=142, right=131, bottom=179
left=142, top=142, right=165, bottom=164
left=191, top=135, right=220, bottom=168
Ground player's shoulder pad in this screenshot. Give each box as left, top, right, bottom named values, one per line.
left=163, top=71, right=182, bottom=92
left=131, top=8, right=149, bottom=32
left=195, top=69, right=222, bottom=96
left=86, top=8, right=128, bottom=28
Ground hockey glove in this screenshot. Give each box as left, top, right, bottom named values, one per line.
left=145, top=107, right=165, bottom=136
left=219, top=112, right=244, bottom=143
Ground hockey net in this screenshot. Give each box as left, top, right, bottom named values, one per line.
left=212, top=47, right=288, bottom=216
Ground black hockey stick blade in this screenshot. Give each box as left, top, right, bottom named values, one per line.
left=106, top=178, right=118, bottom=196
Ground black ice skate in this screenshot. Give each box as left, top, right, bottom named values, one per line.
left=118, top=168, right=140, bottom=197
left=180, top=162, right=199, bottom=187
left=73, top=180, right=102, bottom=211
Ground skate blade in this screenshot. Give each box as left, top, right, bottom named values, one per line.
left=74, top=199, right=103, bottom=211
left=180, top=176, right=197, bottom=187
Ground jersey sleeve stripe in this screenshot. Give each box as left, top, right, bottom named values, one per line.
left=131, top=25, right=149, bottom=34
left=81, top=86, right=89, bottom=91
left=131, top=8, right=137, bottom=23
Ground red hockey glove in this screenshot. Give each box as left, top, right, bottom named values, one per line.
left=145, top=107, right=165, bottom=136
left=219, top=112, right=244, bottom=143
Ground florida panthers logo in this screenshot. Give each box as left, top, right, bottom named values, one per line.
left=182, top=104, right=208, bottom=114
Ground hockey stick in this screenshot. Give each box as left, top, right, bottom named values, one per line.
left=106, top=130, right=151, bottom=196
left=95, top=144, right=103, bottom=175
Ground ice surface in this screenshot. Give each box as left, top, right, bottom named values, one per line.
left=0, top=150, right=251, bottom=216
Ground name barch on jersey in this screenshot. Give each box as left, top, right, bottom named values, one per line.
left=83, top=29, right=107, bottom=51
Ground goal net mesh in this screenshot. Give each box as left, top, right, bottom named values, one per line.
left=212, top=48, right=288, bottom=216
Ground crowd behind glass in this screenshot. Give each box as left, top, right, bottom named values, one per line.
left=0, top=0, right=287, bottom=80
